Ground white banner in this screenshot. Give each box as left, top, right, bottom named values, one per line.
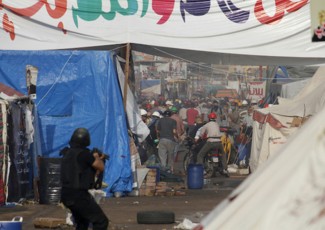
left=0, top=0, right=324, bottom=63
left=248, top=81, right=265, bottom=100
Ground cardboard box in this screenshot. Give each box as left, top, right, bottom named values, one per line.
left=145, top=190, right=155, bottom=196
left=145, top=182, right=156, bottom=187
left=136, top=165, right=147, bottom=168
left=156, top=182, right=167, bottom=186
left=155, top=192, right=167, bottom=196
left=175, top=191, right=186, bottom=196
left=167, top=191, right=175, bottom=196
left=34, top=218, right=66, bottom=228
left=145, top=186, right=156, bottom=190
left=290, top=117, right=310, bottom=127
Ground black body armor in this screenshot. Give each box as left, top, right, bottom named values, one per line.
left=60, top=148, right=95, bottom=190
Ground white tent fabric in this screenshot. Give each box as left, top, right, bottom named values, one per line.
left=0, top=1, right=325, bottom=65
left=280, top=78, right=311, bottom=100
left=199, top=105, right=325, bottom=230
left=250, top=66, right=325, bottom=172
left=115, top=57, right=149, bottom=143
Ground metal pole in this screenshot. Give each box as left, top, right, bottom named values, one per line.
left=123, top=43, right=130, bottom=110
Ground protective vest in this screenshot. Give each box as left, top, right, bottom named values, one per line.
left=60, top=148, right=95, bottom=190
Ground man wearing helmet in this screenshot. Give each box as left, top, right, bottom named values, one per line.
left=196, top=113, right=230, bottom=177
left=140, top=109, right=148, bottom=124
left=146, top=111, right=161, bottom=160
left=60, top=128, right=109, bottom=230
left=151, top=101, right=160, bottom=113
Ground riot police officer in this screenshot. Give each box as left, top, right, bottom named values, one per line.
left=60, top=128, right=108, bottom=230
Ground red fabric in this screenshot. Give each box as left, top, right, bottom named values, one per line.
left=171, top=114, right=185, bottom=138
left=203, top=133, right=208, bottom=139
left=253, top=111, right=267, bottom=123
left=186, top=108, right=199, bottom=125
left=266, top=114, right=286, bottom=128
left=201, top=113, right=204, bottom=121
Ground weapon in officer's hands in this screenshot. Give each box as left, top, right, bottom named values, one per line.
left=92, top=148, right=110, bottom=161
left=92, top=148, right=109, bottom=190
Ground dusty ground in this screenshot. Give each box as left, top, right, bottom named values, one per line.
left=0, top=147, right=248, bottom=230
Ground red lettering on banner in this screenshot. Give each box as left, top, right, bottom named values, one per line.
left=2, top=13, right=15, bottom=40
left=58, top=22, right=67, bottom=34
left=45, top=0, right=67, bottom=19
left=249, top=87, right=263, bottom=95
left=152, top=0, right=175, bottom=24
left=0, top=0, right=67, bottom=19
left=254, top=0, right=308, bottom=25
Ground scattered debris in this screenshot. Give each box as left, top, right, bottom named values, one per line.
left=175, top=191, right=186, bottom=196
left=237, top=168, right=249, bottom=175
left=227, top=164, right=238, bottom=173
left=173, top=219, right=198, bottom=229
left=193, top=212, right=204, bottom=218
left=34, top=218, right=66, bottom=228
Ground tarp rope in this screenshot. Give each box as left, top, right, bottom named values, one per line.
left=37, top=50, right=77, bottom=107
left=36, top=45, right=128, bottom=107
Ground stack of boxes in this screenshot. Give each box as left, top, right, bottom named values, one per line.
left=138, top=168, right=167, bottom=196
left=137, top=166, right=186, bottom=196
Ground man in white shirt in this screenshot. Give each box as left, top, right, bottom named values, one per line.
left=179, top=104, right=187, bottom=125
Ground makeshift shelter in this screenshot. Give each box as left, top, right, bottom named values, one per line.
left=197, top=103, right=325, bottom=230
left=250, top=66, right=325, bottom=172
left=0, top=50, right=134, bottom=201
left=269, top=78, right=311, bottom=103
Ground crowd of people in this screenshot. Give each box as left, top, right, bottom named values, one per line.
left=138, top=95, right=266, bottom=176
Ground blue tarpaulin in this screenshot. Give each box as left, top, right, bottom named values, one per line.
left=0, top=50, right=132, bottom=196
left=262, top=66, right=292, bottom=83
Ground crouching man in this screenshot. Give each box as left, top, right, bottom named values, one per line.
left=60, top=128, right=109, bottom=230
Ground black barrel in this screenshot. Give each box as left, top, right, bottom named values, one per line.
left=39, top=157, right=62, bottom=204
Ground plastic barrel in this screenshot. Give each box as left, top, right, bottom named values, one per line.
left=0, top=217, right=23, bottom=230
left=146, top=166, right=160, bottom=182
left=237, top=144, right=247, bottom=162
left=187, top=164, right=203, bottom=189
left=39, top=158, right=62, bottom=205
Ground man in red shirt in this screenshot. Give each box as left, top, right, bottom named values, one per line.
left=186, top=103, right=199, bottom=134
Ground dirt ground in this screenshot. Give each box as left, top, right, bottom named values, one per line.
left=0, top=148, right=248, bottom=230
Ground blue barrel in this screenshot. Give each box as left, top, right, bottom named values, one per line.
left=146, top=166, right=160, bottom=182
left=237, top=144, right=247, bottom=162
left=187, top=164, right=203, bottom=189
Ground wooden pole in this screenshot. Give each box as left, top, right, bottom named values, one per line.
left=123, top=43, right=130, bottom=110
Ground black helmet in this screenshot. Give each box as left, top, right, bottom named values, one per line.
left=70, top=128, right=91, bottom=147
left=163, top=110, right=171, bottom=117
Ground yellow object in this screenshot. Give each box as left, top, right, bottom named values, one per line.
left=238, top=102, right=242, bottom=106
left=175, top=99, right=179, bottom=102
left=221, top=136, right=232, bottom=164
left=234, top=99, right=240, bottom=103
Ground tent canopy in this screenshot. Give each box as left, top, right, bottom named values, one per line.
left=0, top=1, right=325, bottom=65
left=0, top=50, right=133, bottom=196
left=250, top=66, right=325, bottom=172
left=199, top=102, right=325, bottom=230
